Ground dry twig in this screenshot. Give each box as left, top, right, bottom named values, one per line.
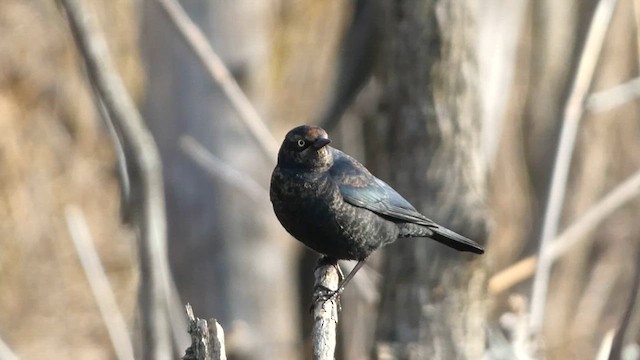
left=608, top=248, right=640, bottom=360
left=156, top=0, right=279, bottom=163
left=0, top=335, right=18, bottom=360
left=58, top=0, right=174, bottom=357
left=529, top=0, right=618, bottom=333
left=65, top=205, right=135, bottom=360
left=587, top=77, right=640, bottom=112
left=182, top=304, right=227, bottom=360
left=167, top=276, right=191, bottom=352
left=597, top=329, right=616, bottom=360
left=490, top=167, right=640, bottom=294
left=311, top=258, right=341, bottom=360
left=179, top=136, right=269, bottom=204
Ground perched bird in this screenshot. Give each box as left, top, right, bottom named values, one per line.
left=270, top=125, right=484, bottom=291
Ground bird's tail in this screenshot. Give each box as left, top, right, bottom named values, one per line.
left=430, top=225, right=484, bottom=254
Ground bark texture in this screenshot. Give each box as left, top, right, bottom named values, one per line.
left=373, top=0, right=488, bottom=358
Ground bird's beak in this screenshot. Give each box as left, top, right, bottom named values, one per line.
left=313, top=137, right=331, bottom=149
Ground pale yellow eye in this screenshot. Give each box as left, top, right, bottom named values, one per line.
left=297, top=139, right=306, bottom=147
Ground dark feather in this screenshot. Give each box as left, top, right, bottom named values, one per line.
left=430, top=226, right=484, bottom=254
left=330, top=148, right=483, bottom=254
left=330, top=148, right=433, bottom=224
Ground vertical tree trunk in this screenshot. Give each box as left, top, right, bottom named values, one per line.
left=373, top=0, right=488, bottom=358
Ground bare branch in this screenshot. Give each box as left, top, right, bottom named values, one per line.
left=597, top=329, right=616, bottom=360
left=311, top=258, right=340, bottom=360
left=633, top=0, right=640, bottom=66
left=608, top=248, right=640, bottom=360
left=529, top=0, right=619, bottom=333
left=548, top=169, right=640, bottom=258
left=587, top=77, right=640, bottom=112
left=93, top=90, right=131, bottom=213
left=65, top=205, right=136, bottom=360
left=490, top=257, right=537, bottom=295
left=182, top=304, right=227, bottom=360
left=490, top=167, right=640, bottom=295
left=156, top=0, right=279, bottom=163
left=57, top=0, right=173, bottom=357
left=0, top=335, right=18, bottom=360
left=179, top=136, right=269, bottom=204
left=167, top=276, right=191, bottom=352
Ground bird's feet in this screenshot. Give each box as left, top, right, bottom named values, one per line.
left=310, top=257, right=344, bottom=312
left=311, top=284, right=343, bottom=313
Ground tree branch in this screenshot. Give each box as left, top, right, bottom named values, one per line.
left=490, top=167, right=640, bottom=295
left=529, top=0, right=618, bottom=334
left=156, top=0, right=279, bottom=163
left=596, top=329, right=616, bottom=360
left=311, top=258, right=340, bottom=360
left=587, top=77, right=640, bottom=113
left=182, top=304, right=227, bottom=360
left=607, top=248, right=640, bottom=360
left=65, top=205, right=135, bottom=360
left=167, top=276, right=191, bottom=352
left=179, top=136, right=269, bottom=204
left=0, top=335, right=18, bottom=360
left=58, top=0, right=174, bottom=357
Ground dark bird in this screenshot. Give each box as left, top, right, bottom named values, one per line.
left=270, top=125, right=484, bottom=292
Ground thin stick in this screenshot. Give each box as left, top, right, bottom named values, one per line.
left=167, top=275, right=190, bottom=353
left=312, top=258, right=341, bottom=360
left=489, top=257, right=537, bottom=295
left=549, top=168, right=640, bottom=258
left=587, top=77, right=640, bottom=112
left=57, top=0, right=173, bottom=357
left=156, top=0, right=279, bottom=163
left=596, top=329, right=616, bottom=360
left=95, top=92, right=131, bottom=207
left=180, top=136, right=269, bottom=204
left=633, top=0, right=640, bottom=66
left=65, top=205, right=135, bottom=360
left=0, top=335, right=18, bottom=360
left=490, top=167, right=640, bottom=295
left=608, top=248, right=640, bottom=360
left=183, top=304, right=227, bottom=360
left=529, top=0, right=618, bottom=333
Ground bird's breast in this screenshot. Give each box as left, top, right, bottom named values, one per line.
left=270, top=167, right=398, bottom=260
left=270, top=169, right=339, bottom=221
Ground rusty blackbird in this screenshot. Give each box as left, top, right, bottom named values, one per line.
left=270, top=125, right=484, bottom=292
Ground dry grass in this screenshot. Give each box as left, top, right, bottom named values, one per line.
left=0, top=1, right=140, bottom=358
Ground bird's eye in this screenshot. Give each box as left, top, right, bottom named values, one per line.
left=297, top=139, right=306, bottom=148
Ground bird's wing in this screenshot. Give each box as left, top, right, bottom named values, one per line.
left=329, top=149, right=435, bottom=226
left=330, top=148, right=484, bottom=254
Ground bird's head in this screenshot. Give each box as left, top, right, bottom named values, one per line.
left=277, top=125, right=333, bottom=170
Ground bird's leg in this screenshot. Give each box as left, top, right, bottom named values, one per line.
left=311, top=258, right=368, bottom=312
left=335, top=259, right=366, bottom=296
left=335, top=261, right=345, bottom=283
left=318, top=259, right=367, bottom=307
left=311, top=256, right=341, bottom=312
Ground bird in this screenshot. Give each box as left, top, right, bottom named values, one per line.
left=270, top=125, right=484, bottom=293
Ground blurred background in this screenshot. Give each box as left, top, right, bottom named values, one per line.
left=1, top=0, right=640, bottom=359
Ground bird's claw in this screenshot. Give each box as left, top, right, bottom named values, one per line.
left=309, top=285, right=343, bottom=313
left=335, top=263, right=345, bottom=283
